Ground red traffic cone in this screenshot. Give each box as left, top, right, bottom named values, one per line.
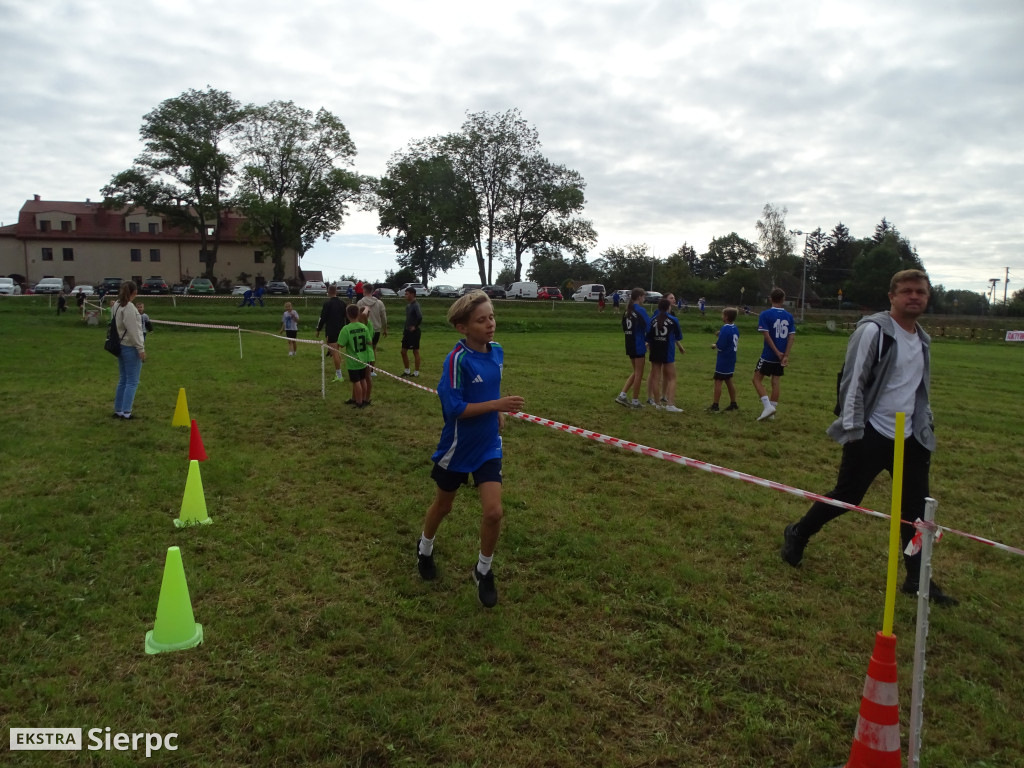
left=844, top=631, right=901, bottom=768
left=189, top=419, right=208, bottom=462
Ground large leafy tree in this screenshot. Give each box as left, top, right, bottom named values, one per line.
left=697, top=232, right=759, bottom=280
left=525, top=245, right=573, bottom=287
left=102, top=87, right=245, bottom=279
left=376, top=154, right=478, bottom=285
left=755, top=202, right=793, bottom=286
left=814, top=223, right=861, bottom=300
left=234, top=101, right=364, bottom=280
left=598, top=243, right=653, bottom=289
left=498, top=154, right=596, bottom=282
left=845, top=232, right=926, bottom=308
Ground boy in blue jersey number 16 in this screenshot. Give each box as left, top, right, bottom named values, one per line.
left=752, top=287, right=796, bottom=422
left=416, top=291, right=525, bottom=608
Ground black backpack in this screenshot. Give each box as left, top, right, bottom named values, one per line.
left=834, top=325, right=894, bottom=416
left=104, top=307, right=125, bottom=357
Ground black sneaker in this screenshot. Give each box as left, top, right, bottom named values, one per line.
left=901, top=578, right=959, bottom=607
left=724, top=403, right=739, bottom=411
left=780, top=523, right=807, bottom=567
left=707, top=403, right=720, bottom=412
left=473, top=566, right=498, bottom=608
left=344, top=398, right=356, bottom=404
left=417, top=541, right=437, bottom=581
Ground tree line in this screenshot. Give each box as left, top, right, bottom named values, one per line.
left=105, top=87, right=1018, bottom=315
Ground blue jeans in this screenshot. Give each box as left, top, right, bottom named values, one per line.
left=114, top=346, right=143, bottom=414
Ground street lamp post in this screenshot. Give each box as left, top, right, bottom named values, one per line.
left=789, top=229, right=809, bottom=324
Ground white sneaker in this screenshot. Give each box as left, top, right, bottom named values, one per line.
left=413, top=371, right=420, bottom=377
left=757, top=403, right=777, bottom=421
left=664, top=405, right=683, bottom=413
left=370, top=371, right=377, bottom=377
left=654, top=404, right=664, bottom=411
left=615, top=393, right=629, bottom=406
left=646, top=398, right=656, bottom=406
left=631, top=399, right=643, bottom=408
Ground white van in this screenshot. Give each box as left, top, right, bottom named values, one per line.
left=572, top=283, right=606, bottom=302
left=507, top=281, right=539, bottom=299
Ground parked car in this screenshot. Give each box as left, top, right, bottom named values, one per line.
left=571, top=283, right=606, bottom=302
left=231, top=284, right=253, bottom=296
left=458, top=284, right=483, bottom=296
left=140, top=276, right=170, bottom=294
left=301, top=281, right=328, bottom=295
left=186, top=278, right=215, bottom=295
left=171, top=283, right=187, bottom=295
left=34, top=277, right=69, bottom=294
left=266, top=281, right=291, bottom=295
left=613, top=289, right=631, bottom=303
left=482, top=285, right=507, bottom=299
left=376, top=287, right=398, bottom=298
left=645, top=291, right=664, bottom=304
left=0, top=277, right=22, bottom=295
left=507, top=281, right=539, bottom=299
left=334, top=280, right=356, bottom=296
left=400, top=282, right=430, bottom=297
left=538, top=286, right=562, bottom=300
left=429, top=284, right=459, bottom=298
left=70, top=284, right=96, bottom=296
left=100, top=277, right=123, bottom=294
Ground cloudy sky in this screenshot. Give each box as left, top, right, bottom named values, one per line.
left=2, top=0, right=1022, bottom=295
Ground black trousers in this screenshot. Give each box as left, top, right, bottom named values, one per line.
left=797, top=423, right=930, bottom=582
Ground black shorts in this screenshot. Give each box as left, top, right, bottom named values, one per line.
left=431, top=458, right=503, bottom=492
left=713, top=371, right=735, bottom=381
left=286, top=330, right=298, bottom=339
left=325, top=327, right=342, bottom=345
left=371, top=331, right=381, bottom=347
left=755, top=358, right=785, bottom=377
left=348, top=367, right=368, bottom=382
left=648, top=350, right=670, bottom=365
left=402, top=328, right=421, bottom=350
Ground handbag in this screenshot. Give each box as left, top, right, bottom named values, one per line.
left=104, top=307, right=126, bottom=357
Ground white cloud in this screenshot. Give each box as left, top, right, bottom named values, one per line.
left=2, top=0, right=1022, bottom=292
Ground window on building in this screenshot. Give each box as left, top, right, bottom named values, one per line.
left=148, top=222, right=159, bottom=234
left=61, top=221, right=71, bottom=232
left=131, top=249, right=142, bottom=262
left=150, top=249, right=161, bottom=262
left=39, top=220, right=50, bottom=232
left=254, top=251, right=264, bottom=263
left=42, top=247, right=53, bottom=261
left=62, top=248, right=74, bottom=261
left=129, top=222, right=140, bottom=233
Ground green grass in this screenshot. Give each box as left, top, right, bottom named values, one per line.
left=2, top=295, right=1023, bottom=767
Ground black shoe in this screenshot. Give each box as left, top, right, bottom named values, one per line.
left=724, top=403, right=739, bottom=411
left=417, top=541, right=437, bottom=581
left=120, top=413, right=140, bottom=420
left=901, top=578, right=959, bottom=607
left=707, top=403, right=720, bottom=412
left=344, top=398, right=356, bottom=404
left=473, top=566, right=498, bottom=608
left=780, top=523, right=807, bottom=567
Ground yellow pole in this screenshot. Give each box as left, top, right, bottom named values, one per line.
left=882, top=411, right=906, bottom=636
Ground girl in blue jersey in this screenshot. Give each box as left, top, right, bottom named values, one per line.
left=615, top=287, right=650, bottom=408
left=415, top=291, right=525, bottom=608
left=646, top=298, right=685, bottom=412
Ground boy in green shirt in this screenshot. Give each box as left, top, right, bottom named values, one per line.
left=336, top=304, right=375, bottom=408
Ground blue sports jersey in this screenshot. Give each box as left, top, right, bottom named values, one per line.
left=622, top=303, right=651, bottom=356
left=646, top=311, right=682, bottom=364
left=715, top=323, right=739, bottom=374
left=757, top=306, right=795, bottom=362
left=431, top=340, right=504, bottom=472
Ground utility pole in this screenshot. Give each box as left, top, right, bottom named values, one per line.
left=1004, top=267, right=1010, bottom=306
left=789, top=229, right=809, bottom=323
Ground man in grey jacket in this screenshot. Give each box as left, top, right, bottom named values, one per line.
left=780, top=269, right=957, bottom=606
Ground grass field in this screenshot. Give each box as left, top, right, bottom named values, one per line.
left=2, top=295, right=1023, bottom=767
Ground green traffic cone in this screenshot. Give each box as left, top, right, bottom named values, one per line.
left=145, top=546, right=204, bottom=655
left=175, top=459, right=212, bottom=528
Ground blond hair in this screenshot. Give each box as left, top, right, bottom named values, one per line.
left=447, top=290, right=491, bottom=327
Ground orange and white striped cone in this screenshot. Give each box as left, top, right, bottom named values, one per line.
left=845, top=631, right=901, bottom=768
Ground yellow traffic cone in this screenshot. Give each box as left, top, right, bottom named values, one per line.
left=172, top=388, right=190, bottom=427
left=175, top=459, right=213, bottom=528
left=145, top=546, right=204, bottom=654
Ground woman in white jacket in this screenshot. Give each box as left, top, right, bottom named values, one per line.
left=112, top=280, right=147, bottom=419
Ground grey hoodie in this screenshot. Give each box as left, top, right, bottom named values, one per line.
left=828, top=311, right=934, bottom=450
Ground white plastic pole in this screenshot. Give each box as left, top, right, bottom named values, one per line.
left=321, top=342, right=326, bottom=399
left=238, top=327, right=243, bottom=359
left=908, top=497, right=938, bottom=767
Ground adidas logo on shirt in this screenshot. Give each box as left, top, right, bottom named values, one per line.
left=471, top=374, right=484, bottom=384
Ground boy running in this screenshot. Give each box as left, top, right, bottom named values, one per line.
left=415, top=291, right=525, bottom=608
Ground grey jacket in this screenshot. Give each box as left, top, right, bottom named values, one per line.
left=827, top=311, right=935, bottom=450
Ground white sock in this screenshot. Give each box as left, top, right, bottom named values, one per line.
left=477, top=552, right=493, bottom=575
left=619, top=391, right=627, bottom=399
left=413, top=371, right=419, bottom=377
left=770, top=401, right=778, bottom=408
left=761, top=395, right=771, bottom=407
left=419, top=534, right=434, bottom=557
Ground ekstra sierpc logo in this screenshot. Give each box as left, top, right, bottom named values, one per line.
left=11, top=728, right=178, bottom=757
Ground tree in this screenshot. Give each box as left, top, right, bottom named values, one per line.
left=525, top=245, right=573, bottom=287
left=815, top=223, right=861, bottom=301
left=755, top=203, right=792, bottom=286
left=845, top=233, right=926, bottom=308
left=376, top=154, right=478, bottom=285
left=597, top=243, right=652, bottom=289
left=234, top=101, right=365, bottom=280
left=698, top=232, right=759, bottom=280
left=497, top=154, right=596, bottom=282
left=102, top=87, right=245, bottom=279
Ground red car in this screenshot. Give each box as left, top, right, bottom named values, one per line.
left=538, top=286, right=562, bottom=300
